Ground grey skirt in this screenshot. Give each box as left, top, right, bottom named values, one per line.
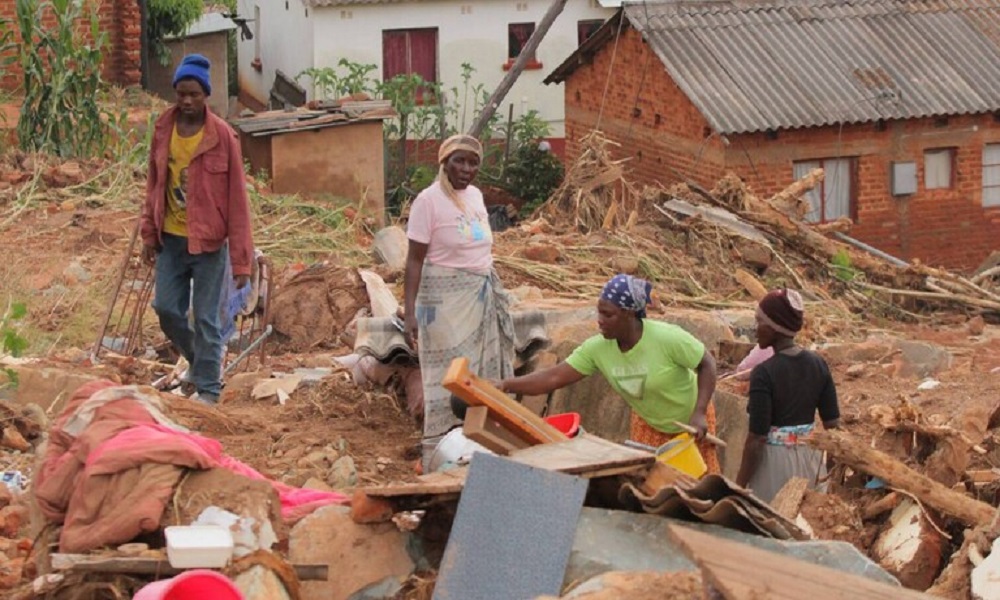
left=747, top=444, right=827, bottom=504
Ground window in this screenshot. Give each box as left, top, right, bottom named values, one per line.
left=925, top=148, right=954, bottom=190
left=577, top=20, right=603, bottom=46
left=508, top=23, right=536, bottom=60
left=984, top=144, right=1000, bottom=207
left=793, top=158, right=857, bottom=222
left=382, top=28, right=438, bottom=84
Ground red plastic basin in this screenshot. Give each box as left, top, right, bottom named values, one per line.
left=544, top=412, right=581, bottom=437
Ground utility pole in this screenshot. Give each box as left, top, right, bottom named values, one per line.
left=467, top=0, right=570, bottom=138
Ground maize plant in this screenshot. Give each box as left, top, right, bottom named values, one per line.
left=15, top=0, right=110, bottom=158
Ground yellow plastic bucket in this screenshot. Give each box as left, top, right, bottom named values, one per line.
left=655, top=433, right=707, bottom=479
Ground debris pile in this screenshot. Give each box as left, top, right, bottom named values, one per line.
left=496, top=132, right=1000, bottom=328
left=268, top=265, right=371, bottom=352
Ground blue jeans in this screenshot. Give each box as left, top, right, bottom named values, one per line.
left=152, top=233, right=228, bottom=396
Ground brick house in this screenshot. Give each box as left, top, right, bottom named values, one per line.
left=546, top=0, right=1000, bottom=270
left=0, top=0, right=142, bottom=90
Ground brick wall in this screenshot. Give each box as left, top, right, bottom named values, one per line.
left=728, top=116, right=1000, bottom=270
left=564, top=27, right=726, bottom=189
left=563, top=25, right=1000, bottom=271
left=0, top=0, right=141, bottom=90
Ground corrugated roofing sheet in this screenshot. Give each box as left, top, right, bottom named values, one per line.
left=551, top=0, right=1000, bottom=134
left=303, top=0, right=406, bottom=6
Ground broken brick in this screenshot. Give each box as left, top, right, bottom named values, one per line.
left=522, top=243, right=561, bottom=264
left=350, top=490, right=394, bottom=524
left=0, top=505, right=29, bottom=538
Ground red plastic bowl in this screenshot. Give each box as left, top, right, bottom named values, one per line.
left=544, top=412, right=581, bottom=437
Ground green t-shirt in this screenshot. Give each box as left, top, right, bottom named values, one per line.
left=565, top=320, right=705, bottom=434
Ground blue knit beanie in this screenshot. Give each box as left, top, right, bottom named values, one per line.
left=173, top=54, right=212, bottom=96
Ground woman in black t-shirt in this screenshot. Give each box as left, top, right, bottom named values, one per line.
left=735, top=289, right=840, bottom=502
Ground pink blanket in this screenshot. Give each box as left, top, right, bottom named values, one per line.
left=35, top=380, right=348, bottom=552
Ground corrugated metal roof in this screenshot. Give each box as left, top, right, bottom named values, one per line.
left=548, top=0, right=1000, bottom=134
left=303, top=0, right=408, bottom=6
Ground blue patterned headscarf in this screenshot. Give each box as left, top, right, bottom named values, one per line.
left=600, top=274, right=652, bottom=319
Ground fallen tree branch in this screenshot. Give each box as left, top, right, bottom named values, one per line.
left=808, top=430, right=995, bottom=528
left=854, top=281, right=1000, bottom=312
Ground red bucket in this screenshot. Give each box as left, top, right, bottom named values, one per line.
left=544, top=412, right=581, bottom=437
left=133, top=570, right=244, bottom=600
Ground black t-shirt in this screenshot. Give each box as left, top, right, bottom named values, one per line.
left=747, top=349, right=839, bottom=436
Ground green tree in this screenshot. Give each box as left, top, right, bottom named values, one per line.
left=148, top=0, right=203, bottom=65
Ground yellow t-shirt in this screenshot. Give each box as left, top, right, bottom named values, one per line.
left=163, top=125, right=204, bottom=237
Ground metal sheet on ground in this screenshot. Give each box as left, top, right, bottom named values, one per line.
left=433, top=453, right=588, bottom=600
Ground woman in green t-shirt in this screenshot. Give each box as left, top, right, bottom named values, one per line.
left=499, top=274, right=721, bottom=473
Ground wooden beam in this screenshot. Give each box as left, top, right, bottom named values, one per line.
left=463, top=406, right=530, bottom=455
left=667, top=523, right=934, bottom=600
left=809, top=430, right=995, bottom=528
left=442, top=357, right=568, bottom=445
left=467, top=0, right=570, bottom=138
left=770, top=477, right=809, bottom=521
left=50, top=554, right=328, bottom=581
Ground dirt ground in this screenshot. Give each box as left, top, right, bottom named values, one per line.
left=181, top=374, right=422, bottom=487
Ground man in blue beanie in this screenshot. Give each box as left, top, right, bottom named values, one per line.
left=140, top=53, right=254, bottom=404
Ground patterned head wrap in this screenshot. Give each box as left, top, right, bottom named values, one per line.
left=438, top=134, right=483, bottom=164
left=756, top=288, right=805, bottom=337
left=437, top=134, right=484, bottom=213
left=600, top=274, right=653, bottom=319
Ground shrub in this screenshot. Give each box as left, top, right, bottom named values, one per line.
left=505, top=144, right=564, bottom=218
left=148, top=0, right=203, bottom=66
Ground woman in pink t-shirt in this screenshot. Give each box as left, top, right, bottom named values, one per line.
left=403, top=135, right=515, bottom=467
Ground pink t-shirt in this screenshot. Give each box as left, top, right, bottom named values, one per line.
left=407, top=181, right=494, bottom=273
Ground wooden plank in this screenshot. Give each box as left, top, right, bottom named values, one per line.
left=508, top=433, right=653, bottom=475
left=340, top=100, right=393, bottom=111
left=362, top=467, right=469, bottom=498
left=364, top=435, right=651, bottom=499
left=666, top=524, right=934, bottom=600
left=252, top=119, right=355, bottom=137
left=442, top=357, right=568, bottom=445
left=287, top=113, right=348, bottom=129
left=51, top=554, right=328, bottom=581
left=463, top=406, right=528, bottom=455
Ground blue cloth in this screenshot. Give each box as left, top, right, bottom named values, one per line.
left=600, top=274, right=652, bottom=318
left=219, top=255, right=252, bottom=343
left=173, top=54, right=212, bottom=96
left=153, top=233, right=228, bottom=397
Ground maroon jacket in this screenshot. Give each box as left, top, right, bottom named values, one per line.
left=141, top=106, right=254, bottom=276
